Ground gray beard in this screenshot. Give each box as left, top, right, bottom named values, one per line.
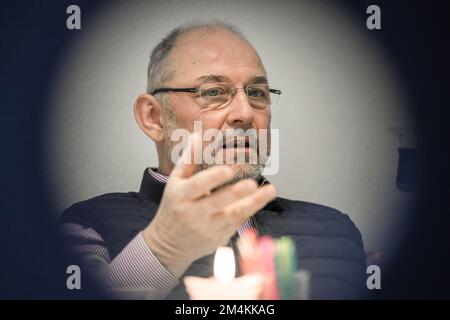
left=163, top=105, right=266, bottom=184
left=195, top=162, right=264, bottom=186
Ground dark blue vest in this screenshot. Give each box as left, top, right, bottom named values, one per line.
left=59, top=169, right=367, bottom=299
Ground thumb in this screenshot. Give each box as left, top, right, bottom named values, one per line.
left=170, top=133, right=201, bottom=179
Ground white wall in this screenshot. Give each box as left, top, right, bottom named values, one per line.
left=44, top=0, right=417, bottom=258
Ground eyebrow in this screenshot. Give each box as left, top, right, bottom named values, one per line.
left=195, top=74, right=269, bottom=85
left=196, top=74, right=230, bottom=83
left=249, top=75, right=269, bottom=85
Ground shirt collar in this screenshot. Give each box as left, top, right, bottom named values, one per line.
left=147, top=167, right=168, bottom=183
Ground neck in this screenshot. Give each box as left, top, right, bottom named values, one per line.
left=157, top=162, right=173, bottom=176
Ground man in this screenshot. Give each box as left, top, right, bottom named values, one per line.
left=59, top=22, right=367, bottom=299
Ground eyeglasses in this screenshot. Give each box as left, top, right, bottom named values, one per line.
left=151, top=82, right=281, bottom=109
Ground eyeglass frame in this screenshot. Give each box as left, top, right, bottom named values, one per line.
left=150, top=83, right=282, bottom=108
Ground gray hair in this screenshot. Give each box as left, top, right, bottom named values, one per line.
left=146, top=21, right=248, bottom=95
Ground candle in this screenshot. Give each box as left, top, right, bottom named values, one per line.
left=213, top=247, right=235, bottom=283
left=183, top=246, right=264, bottom=300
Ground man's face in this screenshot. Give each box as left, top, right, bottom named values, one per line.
left=162, top=29, right=271, bottom=182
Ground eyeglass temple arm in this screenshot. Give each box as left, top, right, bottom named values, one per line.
left=269, top=88, right=282, bottom=95
left=151, top=88, right=198, bottom=95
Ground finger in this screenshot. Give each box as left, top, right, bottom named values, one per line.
left=170, top=133, right=200, bottom=180
left=184, top=165, right=237, bottom=200
left=194, top=178, right=258, bottom=213
left=223, top=184, right=277, bottom=227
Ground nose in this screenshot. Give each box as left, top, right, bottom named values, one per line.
left=225, top=88, right=255, bottom=127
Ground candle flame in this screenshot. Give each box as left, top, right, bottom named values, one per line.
left=214, top=246, right=235, bottom=283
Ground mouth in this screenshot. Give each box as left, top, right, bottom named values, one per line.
left=212, top=136, right=262, bottom=164
left=216, top=137, right=260, bottom=160
left=222, top=137, right=252, bottom=149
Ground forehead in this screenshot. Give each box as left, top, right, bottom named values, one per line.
left=168, top=28, right=266, bottom=84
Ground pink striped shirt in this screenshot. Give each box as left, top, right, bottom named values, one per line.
left=60, top=168, right=259, bottom=299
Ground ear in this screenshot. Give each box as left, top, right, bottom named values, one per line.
left=134, top=93, right=165, bottom=142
